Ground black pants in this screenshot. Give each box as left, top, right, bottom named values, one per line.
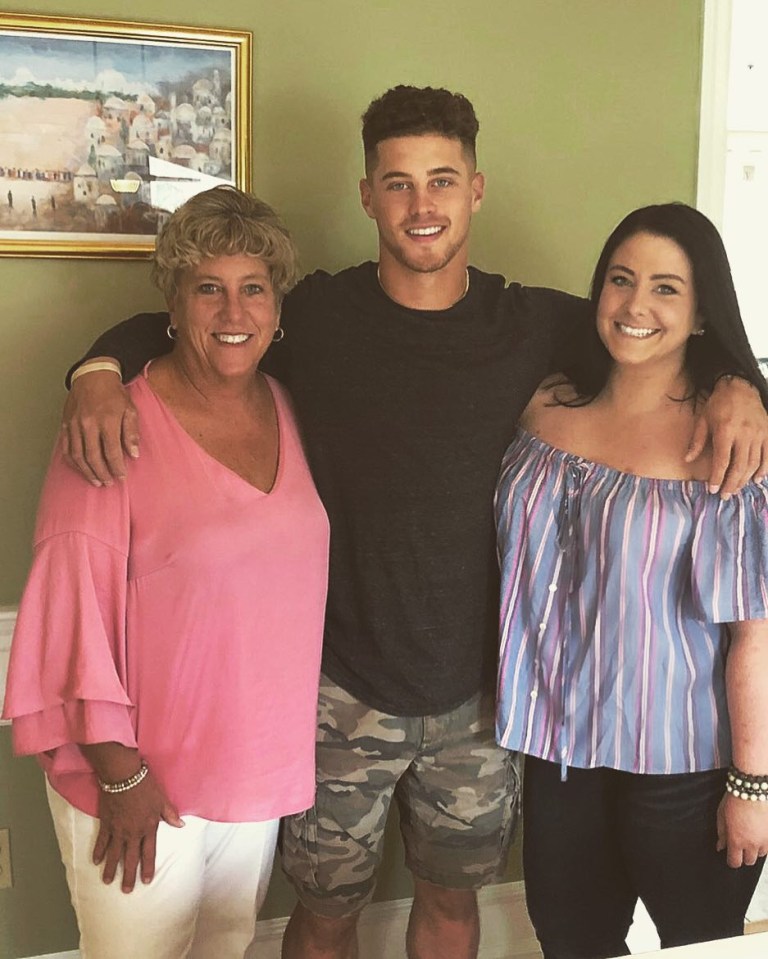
left=522, top=756, right=765, bottom=959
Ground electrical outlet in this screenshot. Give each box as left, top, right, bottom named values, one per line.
left=0, top=828, right=12, bottom=889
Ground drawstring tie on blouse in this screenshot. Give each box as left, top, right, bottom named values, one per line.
left=554, top=459, right=589, bottom=779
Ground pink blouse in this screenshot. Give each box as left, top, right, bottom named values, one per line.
left=3, top=371, right=329, bottom=822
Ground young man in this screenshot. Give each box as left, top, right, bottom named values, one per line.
left=62, top=87, right=768, bottom=959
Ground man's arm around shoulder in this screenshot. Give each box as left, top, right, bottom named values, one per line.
left=63, top=312, right=171, bottom=487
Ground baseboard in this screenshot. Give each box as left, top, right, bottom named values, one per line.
left=23, top=954, right=79, bottom=959
left=18, top=887, right=768, bottom=959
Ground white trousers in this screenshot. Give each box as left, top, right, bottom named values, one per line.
left=47, top=781, right=279, bottom=959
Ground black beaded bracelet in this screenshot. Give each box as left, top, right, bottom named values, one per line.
left=726, top=765, right=768, bottom=802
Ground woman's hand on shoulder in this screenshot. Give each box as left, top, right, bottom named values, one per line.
left=717, top=792, right=768, bottom=868
left=93, top=769, right=184, bottom=892
left=62, top=368, right=139, bottom=487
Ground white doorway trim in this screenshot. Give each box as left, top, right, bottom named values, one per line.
left=697, top=0, right=733, bottom=226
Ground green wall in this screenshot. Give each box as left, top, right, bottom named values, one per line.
left=0, top=1, right=704, bottom=955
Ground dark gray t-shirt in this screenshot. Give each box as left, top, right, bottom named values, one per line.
left=78, top=262, right=588, bottom=714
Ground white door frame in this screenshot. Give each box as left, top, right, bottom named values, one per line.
left=696, top=0, right=733, bottom=227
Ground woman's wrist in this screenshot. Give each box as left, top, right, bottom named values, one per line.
left=97, top=760, right=149, bottom=794
left=80, top=742, right=143, bottom=787
left=726, top=765, right=768, bottom=802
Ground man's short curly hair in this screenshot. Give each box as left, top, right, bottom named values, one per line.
left=361, top=85, right=479, bottom=170
left=152, top=186, right=300, bottom=303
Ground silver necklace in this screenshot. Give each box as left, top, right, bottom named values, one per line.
left=377, top=266, right=470, bottom=306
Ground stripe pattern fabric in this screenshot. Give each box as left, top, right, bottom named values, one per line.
left=495, top=429, right=768, bottom=778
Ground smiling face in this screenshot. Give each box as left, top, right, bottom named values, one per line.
left=359, top=134, right=484, bottom=276
left=597, top=231, right=702, bottom=373
left=169, top=253, right=280, bottom=382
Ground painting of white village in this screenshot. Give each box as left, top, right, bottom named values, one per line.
left=0, top=28, right=239, bottom=243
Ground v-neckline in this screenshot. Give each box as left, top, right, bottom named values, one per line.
left=141, top=364, right=282, bottom=495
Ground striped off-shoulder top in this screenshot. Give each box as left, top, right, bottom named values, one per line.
left=494, top=428, right=768, bottom=779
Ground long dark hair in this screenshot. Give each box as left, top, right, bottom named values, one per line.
left=559, top=203, right=768, bottom=408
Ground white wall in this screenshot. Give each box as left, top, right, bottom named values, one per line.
left=722, top=0, right=768, bottom=357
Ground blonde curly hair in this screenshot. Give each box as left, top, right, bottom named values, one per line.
left=152, top=186, right=300, bottom=303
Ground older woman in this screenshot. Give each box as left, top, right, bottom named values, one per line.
left=3, top=186, right=329, bottom=958
left=495, top=203, right=768, bottom=958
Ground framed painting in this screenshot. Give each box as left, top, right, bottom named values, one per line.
left=0, top=13, right=252, bottom=258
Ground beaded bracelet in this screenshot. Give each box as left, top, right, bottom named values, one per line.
left=726, top=765, right=768, bottom=802
left=98, top=760, right=149, bottom=794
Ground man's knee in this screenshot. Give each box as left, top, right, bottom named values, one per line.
left=286, top=901, right=360, bottom=948
left=413, top=879, right=479, bottom=924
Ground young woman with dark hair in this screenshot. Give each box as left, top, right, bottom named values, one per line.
left=562, top=202, right=768, bottom=407
left=495, top=203, right=768, bottom=959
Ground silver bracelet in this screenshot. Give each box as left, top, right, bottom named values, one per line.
left=98, top=760, right=149, bottom=794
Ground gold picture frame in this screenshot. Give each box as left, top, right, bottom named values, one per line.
left=0, top=12, right=252, bottom=258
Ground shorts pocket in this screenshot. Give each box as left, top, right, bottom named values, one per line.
left=498, top=751, right=522, bottom=864
left=281, top=805, right=320, bottom=891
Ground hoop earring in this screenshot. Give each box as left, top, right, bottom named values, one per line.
left=166, top=324, right=177, bottom=340
left=272, top=326, right=285, bottom=343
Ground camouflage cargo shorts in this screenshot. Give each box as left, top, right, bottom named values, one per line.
left=281, top=673, right=521, bottom=918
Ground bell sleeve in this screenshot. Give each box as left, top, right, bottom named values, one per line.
left=2, top=448, right=136, bottom=761
left=690, top=482, right=768, bottom=624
